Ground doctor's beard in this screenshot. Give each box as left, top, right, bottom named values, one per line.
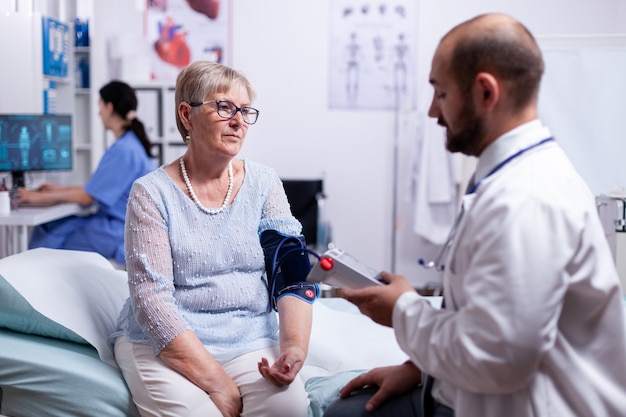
left=441, top=100, right=486, bottom=157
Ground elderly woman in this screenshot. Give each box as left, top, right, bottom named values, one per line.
left=110, top=61, right=318, bottom=417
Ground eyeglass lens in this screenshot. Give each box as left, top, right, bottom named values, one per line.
left=216, top=101, right=259, bottom=124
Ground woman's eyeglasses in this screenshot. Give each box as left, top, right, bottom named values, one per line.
left=188, top=100, right=260, bottom=125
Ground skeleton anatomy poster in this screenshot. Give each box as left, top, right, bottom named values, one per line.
left=329, top=1, right=416, bottom=110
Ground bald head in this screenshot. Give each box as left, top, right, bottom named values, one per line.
left=440, top=13, right=544, bottom=111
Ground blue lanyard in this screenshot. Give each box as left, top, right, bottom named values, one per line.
left=467, top=137, right=554, bottom=195
left=419, top=136, right=555, bottom=271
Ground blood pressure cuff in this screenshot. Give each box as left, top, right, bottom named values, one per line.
left=260, top=229, right=320, bottom=311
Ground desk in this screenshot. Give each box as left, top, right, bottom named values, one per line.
left=0, top=204, right=82, bottom=255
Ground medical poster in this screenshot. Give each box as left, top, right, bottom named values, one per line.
left=329, top=0, right=417, bottom=110
left=146, top=0, right=231, bottom=81
left=41, top=16, right=70, bottom=78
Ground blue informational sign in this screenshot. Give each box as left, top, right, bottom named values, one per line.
left=42, top=16, right=70, bottom=78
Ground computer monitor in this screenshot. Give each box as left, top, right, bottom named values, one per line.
left=0, top=114, right=72, bottom=189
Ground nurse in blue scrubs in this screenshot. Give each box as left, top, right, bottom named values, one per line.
left=17, top=81, right=156, bottom=265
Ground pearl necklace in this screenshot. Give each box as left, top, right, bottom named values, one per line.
left=180, top=157, right=233, bottom=215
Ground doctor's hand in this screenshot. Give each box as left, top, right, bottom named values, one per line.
left=339, top=361, right=422, bottom=412
left=338, top=272, right=415, bottom=327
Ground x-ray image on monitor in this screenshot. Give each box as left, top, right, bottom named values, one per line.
left=0, top=114, right=72, bottom=188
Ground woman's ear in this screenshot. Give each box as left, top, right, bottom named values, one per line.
left=178, top=102, right=193, bottom=131
left=103, top=101, right=115, bottom=115
left=474, top=72, right=499, bottom=111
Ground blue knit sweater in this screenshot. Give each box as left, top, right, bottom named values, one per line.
left=111, top=159, right=302, bottom=363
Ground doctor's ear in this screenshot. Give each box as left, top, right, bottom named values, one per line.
left=475, top=72, right=499, bottom=110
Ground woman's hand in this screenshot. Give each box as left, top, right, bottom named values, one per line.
left=257, top=345, right=305, bottom=386
left=158, top=331, right=242, bottom=417
left=339, top=362, right=422, bottom=412
left=17, top=187, right=47, bottom=206
left=18, top=182, right=63, bottom=203
left=263, top=295, right=312, bottom=386
left=17, top=184, right=93, bottom=206
left=202, top=366, right=242, bottom=417
left=37, top=183, right=64, bottom=192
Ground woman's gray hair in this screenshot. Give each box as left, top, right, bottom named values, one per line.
left=174, top=61, right=256, bottom=139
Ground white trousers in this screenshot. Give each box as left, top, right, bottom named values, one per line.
left=114, top=336, right=310, bottom=417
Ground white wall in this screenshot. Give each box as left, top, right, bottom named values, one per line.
left=10, top=0, right=624, bottom=286
left=231, top=0, right=626, bottom=286
left=94, top=0, right=397, bottom=273
left=394, top=0, right=626, bottom=285
left=230, top=1, right=396, bottom=274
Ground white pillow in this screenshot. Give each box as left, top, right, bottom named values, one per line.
left=0, top=248, right=129, bottom=367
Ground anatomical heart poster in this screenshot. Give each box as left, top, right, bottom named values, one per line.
left=146, top=0, right=231, bottom=81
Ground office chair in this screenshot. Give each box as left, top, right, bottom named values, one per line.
left=281, top=179, right=331, bottom=252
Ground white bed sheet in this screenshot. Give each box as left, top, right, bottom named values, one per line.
left=0, top=249, right=415, bottom=417
left=0, top=298, right=411, bottom=417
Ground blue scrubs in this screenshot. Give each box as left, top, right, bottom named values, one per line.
left=29, top=131, right=156, bottom=264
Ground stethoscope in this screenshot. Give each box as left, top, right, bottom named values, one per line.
left=418, top=137, right=555, bottom=271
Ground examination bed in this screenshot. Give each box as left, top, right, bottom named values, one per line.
left=0, top=248, right=409, bottom=417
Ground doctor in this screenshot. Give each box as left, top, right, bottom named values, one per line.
left=324, top=13, right=626, bottom=417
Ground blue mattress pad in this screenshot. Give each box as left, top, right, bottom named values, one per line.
left=0, top=328, right=139, bottom=417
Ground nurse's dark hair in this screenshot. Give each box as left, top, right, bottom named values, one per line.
left=446, top=14, right=544, bottom=111
left=99, top=80, right=153, bottom=157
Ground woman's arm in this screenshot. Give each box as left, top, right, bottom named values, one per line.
left=279, top=294, right=313, bottom=357
left=17, top=184, right=94, bottom=206
left=257, top=171, right=314, bottom=385
left=258, top=296, right=313, bottom=386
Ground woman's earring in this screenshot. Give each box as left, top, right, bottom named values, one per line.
left=184, top=135, right=190, bottom=144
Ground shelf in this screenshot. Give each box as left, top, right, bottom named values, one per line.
left=75, top=143, right=92, bottom=151
left=73, top=37, right=91, bottom=179
left=44, top=75, right=73, bottom=85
